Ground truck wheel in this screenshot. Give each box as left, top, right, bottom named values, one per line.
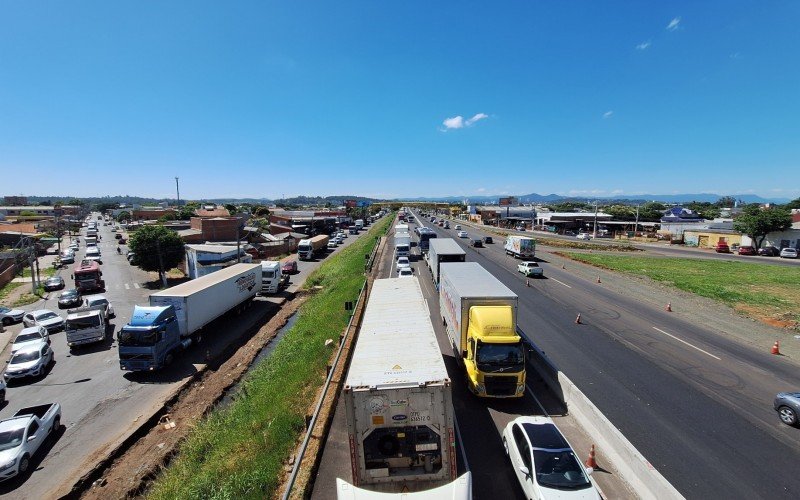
left=164, top=353, right=174, bottom=366
left=19, top=454, right=30, bottom=474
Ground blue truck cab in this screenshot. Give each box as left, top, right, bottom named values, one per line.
left=118, top=305, right=183, bottom=371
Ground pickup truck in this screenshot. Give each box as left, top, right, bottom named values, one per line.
left=0, top=403, right=62, bottom=481
left=518, top=261, right=544, bottom=278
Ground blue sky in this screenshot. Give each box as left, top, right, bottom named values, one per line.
left=1, top=1, right=798, bottom=201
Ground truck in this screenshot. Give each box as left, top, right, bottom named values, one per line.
left=426, top=239, right=466, bottom=285
left=84, top=235, right=97, bottom=247
left=395, top=231, right=411, bottom=258
left=336, top=473, right=472, bottom=500
left=259, top=260, right=283, bottom=294
left=355, top=219, right=365, bottom=230
left=394, top=223, right=409, bottom=234
left=65, top=305, right=108, bottom=348
left=504, top=235, right=536, bottom=259
left=0, top=403, right=62, bottom=481
left=117, top=263, right=261, bottom=371
left=344, top=278, right=457, bottom=492
left=439, top=262, right=526, bottom=398
left=73, top=260, right=105, bottom=292
left=298, top=235, right=329, bottom=260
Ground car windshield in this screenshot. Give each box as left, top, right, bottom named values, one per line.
left=533, top=449, right=591, bottom=490
left=0, top=429, right=25, bottom=452
left=61, top=290, right=78, bottom=298
left=11, top=350, right=41, bottom=363
left=15, top=332, right=42, bottom=344
left=36, top=312, right=58, bottom=321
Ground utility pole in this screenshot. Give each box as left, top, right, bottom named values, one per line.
left=175, top=177, right=180, bottom=204
left=634, top=204, right=640, bottom=237
left=592, top=201, right=599, bottom=238
left=236, top=223, right=241, bottom=263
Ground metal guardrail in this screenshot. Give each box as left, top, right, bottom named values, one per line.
left=281, top=278, right=370, bottom=500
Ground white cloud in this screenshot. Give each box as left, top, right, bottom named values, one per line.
left=636, top=41, right=651, bottom=50
left=441, top=112, right=488, bottom=131
left=603, top=111, right=614, bottom=119
left=729, top=52, right=740, bottom=59
left=476, top=187, right=486, bottom=193
left=666, top=17, right=681, bottom=31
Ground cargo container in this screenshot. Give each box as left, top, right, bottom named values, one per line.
left=439, top=262, right=525, bottom=398
left=395, top=231, right=411, bottom=257
left=344, top=278, right=457, bottom=492
left=118, top=263, right=261, bottom=371
left=426, top=239, right=466, bottom=285
left=504, top=235, right=536, bottom=259
left=298, top=235, right=330, bottom=260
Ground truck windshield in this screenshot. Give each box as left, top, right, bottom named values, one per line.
left=0, top=429, right=24, bottom=451
left=475, top=342, right=524, bottom=373
left=118, top=328, right=159, bottom=347
left=67, top=315, right=101, bottom=330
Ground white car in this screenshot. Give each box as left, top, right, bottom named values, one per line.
left=327, top=241, right=338, bottom=249
left=454, top=224, right=462, bottom=231
left=457, top=231, right=468, bottom=238
left=398, top=268, right=414, bottom=278
left=503, top=416, right=600, bottom=500
left=338, top=232, right=348, bottom=239
left=0, top=306, right=25, bottom=326
left=11, top=326, right=49, bottom=355
left=396, top=257, right=411, bottom=272
left=518, top=261, right=544, bottom=278
left=576, top=233, right=592, bottom=240
left=4, top=341, right=54, bottom=381
left=780, top=248, right=798, bottom=259
left=22, top=310, right=65, bottom=334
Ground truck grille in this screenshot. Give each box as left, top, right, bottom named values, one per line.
left=484, top=375, right=518, bottom=396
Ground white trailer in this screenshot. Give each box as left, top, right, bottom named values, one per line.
left=427, top=239, right=466, bottom=284
left=344, top=278, right=458, bottom=492
left=149, top=263, right=261, bottom=337
left=394, top=231, right=411, bottom=257
left=336, top=473, right=472, bottom=500
left=504, top=235, right=536, bottom=259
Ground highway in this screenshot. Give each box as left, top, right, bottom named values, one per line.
left=0, top=216, right=368, bottom=499
left=415, top=212, right=800, bottom=499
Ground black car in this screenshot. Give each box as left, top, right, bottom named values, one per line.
left=58, top=288, right=82, bottom=309
left=483, top=236, right=493, bottom=244
left=470, top=238, right=483, bottom=247
left=43, top=276, right=65, bottom=291
left=758, top=246, right=780, bottom=256
left=775, top=392, right=800, bottom=426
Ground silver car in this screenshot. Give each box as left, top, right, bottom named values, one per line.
left=774, top=392, right=800, bottom=426
left=22, top=309, right=65, bottom=333
left=0, top=306, right=25, bottom=326
left=11, top=326, right=50, bottom=355
left=4, top=341, right=54, bottom=380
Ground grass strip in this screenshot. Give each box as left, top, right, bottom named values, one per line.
left=563, top=252, right=800, bottom=328
left=147, top=216, right=393, bottom=499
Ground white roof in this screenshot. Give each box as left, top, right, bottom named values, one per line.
left=346, top=278, right=448, bottom=389
left=151, top=263, right=260, bottom=297
left=429, top=238, right=465, bottom=255
left=439, top=262, right=516, bottom=299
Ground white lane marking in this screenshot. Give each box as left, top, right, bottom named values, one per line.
left=652, top=327, right=721, bottom=360
left=124, top=284, right=130, bottom=290
left=549, top=277, right=572, bottom=288
left=453, top=413, right=470, bottom=472
left=133, top=283, right=140, bottom=289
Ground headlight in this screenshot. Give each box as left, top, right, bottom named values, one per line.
left=0, top=458, right=17, bottom=471
left=475, top=383, right=486, bottom=394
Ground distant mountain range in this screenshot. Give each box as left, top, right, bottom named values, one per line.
left=404, top=193, right=791, bottom=205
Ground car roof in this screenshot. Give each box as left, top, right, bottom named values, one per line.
left=31, top=309, right=55, bottom=316
left=513, top=416, right=572, bottom=450
left=12, top=340, right=47, bottom=354
left=87, top=295, right=107, bottom=302
left=17, top=326, right=44, bottom=337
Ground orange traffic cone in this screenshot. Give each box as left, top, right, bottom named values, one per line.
left=772, top=341, right=781, bottom=355
left=585, top=444, right=598, bottom=469
left=666, top=302, right=672, bottom=312
left=596, top=275, right=601, bottom=283
left=575, top=313, right=582, bottom=324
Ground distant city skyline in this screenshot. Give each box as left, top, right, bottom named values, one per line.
left=1, top=2, right=797, bottom=200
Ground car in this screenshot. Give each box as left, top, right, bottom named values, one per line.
left=11, top=326, right=49, bottom=355
left=715, top=241, right=730, bottom=253
left=59, top=253, right=75, bottom=265
left=0, top=306, right=25, bottom=326
left=470, top=238, right=483, bottom=247
left=22, top=309, right=64, bottom=333
left=780, top=248, right=798, bottom=259
left=775, top=392, right=800, bottom=426
left=118, top=236, right=127, bottom=244
left=483, top=236, right=494, bottom=244
left=349, top=227, right=359, bottom=235
left=457, top=231, right=468, bottom=238
left=84, top=295, right=115, bottom=319
left=338, top=231, right=348, bottom=239
left=444, top=222, right=450, bottom=229
left=327, top=241, right=338, bottom=249
left=396, top=256, right=411, bottom=272
left=4, top=341, right=54, bottom=381
left=438, top=221, right=444, bottom=227
left=576, top=233, right=592, bottom=240
left=398, top=268, right=414, bottom=278
left=518, top=261, right=544, bottom=278
left=503, top=416, right=600, bottom=500
left=737, top=246, right=756, bottom=256
left=335, top=236, right=345, bottom=244
left=454, top=225, right=462, bottom=231
left=114, top=233, right=122, bottom=239
left=127, top=251, right=137, bottom=264
left=58, top=289, right=82, bottom=309
left=759, top=246, right=780, bottom=256
left=43, top=276, right=65, bottom=291
left=281, top=260, right=298, bottom=274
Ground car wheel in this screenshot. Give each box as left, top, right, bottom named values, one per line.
left=19, top=454, right=30, bottom=474
left=51, top=416, right=60, bottom=434
left=778, top=406, right=798, bottom=426
left=1, top=318, right=11, bottom=326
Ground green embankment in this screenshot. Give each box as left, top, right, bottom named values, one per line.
left=564, top=253, right=800, bottom=328
left=148, top=216, right=392, bottom=499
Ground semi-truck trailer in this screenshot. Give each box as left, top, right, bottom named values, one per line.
left=504, top=235, right=536, bottom=259
left=427, top=239, right=466, bottom=285
left=298, top=235, right=330, bottom=260
left=117, top=263, right=260, bottom=371
left=439, top=262, right=525, bottom=398
left=336, top=473, right=472, bottom=500
left=344, top=278, right=457, bottom=492
left=395, top=231, right=411, bottom=257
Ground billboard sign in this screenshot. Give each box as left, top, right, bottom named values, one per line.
left=499, top=197, right=518, bottom=206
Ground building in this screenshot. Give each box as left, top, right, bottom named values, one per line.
left=741, top=229, right=800, bottom=251
left=683, top=228, right=742, bottom=249
left=195, top=205, right=230, bottom=218
left=177, top=217, right=245, bottom=244
left=184, top=244, right=252, bottom=279
left=0, top=206, right=58, bottom=218
left=131, top=207, right=178, bottom=221
left=269, top=209, right=348, bottom=236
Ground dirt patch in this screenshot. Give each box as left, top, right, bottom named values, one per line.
left=77, top=294, right=309, bottom=499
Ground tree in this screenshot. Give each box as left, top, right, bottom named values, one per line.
left=715, top=196, right=736, bottom=208
left=224, top=203, right=237, bottom=215
left=67, top=198, right=86, bottom=207
left=733, top=205, right=792, bottom=249
left=253, top=205, right=270, bottom=217
left=638, top=202, right=666, bottom=221
left=786, top=197, right=800, bottom=210
left=177, top=205, right=197, bottom=220
left=128, top=225, right=185, bottom=287
left=116, top=210, right=131, bottom=222
left=603, top=205, right=636, bottom=220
